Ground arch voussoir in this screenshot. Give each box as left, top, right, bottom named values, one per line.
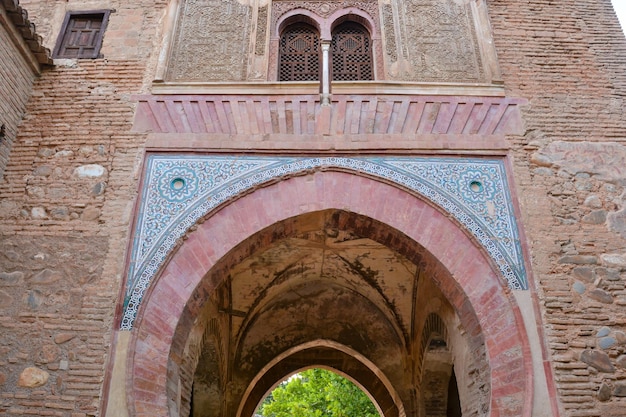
left=128, top=171, right=531, bottom=417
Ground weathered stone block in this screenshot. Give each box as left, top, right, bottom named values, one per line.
left=599, top=382, right=612, bottom=401
left=588, top=289, right=613, bottom=304
left=92, top=182, right=106, bottom=195
left=583, top=195, right=602, bottom=209
left=595, top=267, right=621, bottom=281
left=608, top=208, right=626, bottom=240
left=38, top=344, right=60, bottom=364
left=0, top=289, right=13, bottom=306
left=81, top=207, right=101, bottom=221
left=580, top=350, right=615, bottom=373
left=54, top=333, right=76, bottom=344
left=559, top=255, right=598, bottom=265
left=50, top=207, right=70, bottom=220
left=614, top=383, right=626, bottom=397
left=29, top=269, right=62, bottom=285
left=73, top=164, right=106, bottom=178
left=33, top=165, right=53, bottom=176
left=31, top=207, right=47, bottom=219
left=572, top=267, right=595, bottom=283
left=535, top=142, right=626, bottom=181
left=17, top=367, right=49, bottom=388
left=598, top=337, right=617, bottom=350
left=600, top=253, right=626, bottom=269
left=582, top=210, right=607, bottom=224
left=0, top=271, right=24, bottom=285
left=572, top=281, right=586, bottom=294
left=26, top=290, right=44, bottom=309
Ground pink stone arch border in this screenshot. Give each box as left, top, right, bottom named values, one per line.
left=126, top=171, right=533, bottom=417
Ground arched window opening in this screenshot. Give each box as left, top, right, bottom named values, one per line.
left=255, top=368, right=380, bottom=417
left=279, top=23, right=320, bottom=81
left=331, top=22, right=373, bottom=81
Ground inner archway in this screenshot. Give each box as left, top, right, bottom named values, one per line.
left=127, top=171, right=532, bottom=417
left=178, top=209, right=485, bottom=417
left=255, top=367, right=381, bottom=417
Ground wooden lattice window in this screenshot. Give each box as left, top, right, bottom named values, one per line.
left=331, top=22, right=373, bottom=81
left=53, top=10, right=111, bottom=59
left=278, top=24, right=320, bottom=81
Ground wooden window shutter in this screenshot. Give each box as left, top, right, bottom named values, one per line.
left=53, top=10, right=111, bottom=59
left=278, top=24, right=320, bottom=81
left=331, top=22, right=373, bottom=81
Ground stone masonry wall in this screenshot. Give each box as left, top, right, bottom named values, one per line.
left=0, top=7, right=37, bottom=181
left=489, top=0, right=626, bottom=416
left=0, top=1, right=166, bottom=415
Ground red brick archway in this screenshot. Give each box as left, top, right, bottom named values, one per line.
left=236, top=340, right=404, bottom=417
left=126, top=170, right=533, bottom=417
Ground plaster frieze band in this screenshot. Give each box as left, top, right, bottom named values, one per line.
left=121, top=155, right=528, bottom=330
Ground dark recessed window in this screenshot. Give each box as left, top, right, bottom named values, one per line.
left=53, top=10, right=111, bottom=59
left=331, top=22, right=373, bottom=81
left=279, top=23, right=320, bottom=81
left=278, top=20, right=374, bottom=82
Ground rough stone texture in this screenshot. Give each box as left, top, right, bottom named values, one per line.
left=588, top=289, right=614, bottom=304
left=17, top=367, right=49, bottom=388
left=580, top=350, right=615, bottom=373
left=54, top=333, right=76, bottom=345
left=573, top=281, right=586, bottom=294
left=493, top=2, right=626, bottom=415
left=598, top=382, right=612, bottom=402
left=598, top=337, right=617, bottom=350
left=572, top=266, right=596, bottom=283
left=614, top=383, right=626, bottom=397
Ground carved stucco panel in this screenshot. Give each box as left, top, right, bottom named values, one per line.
left=255, top=5, right=269, bottom=55
left=250, top=4, right=270, bottom=79
left=271, top=0, right=380, bottom=33
left=382, top=3, right=397, bottom=62
left=167, top=0, right=252, bottom=81
left=392, top=0, right=484, bottom=82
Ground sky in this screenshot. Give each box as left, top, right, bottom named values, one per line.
left=613, top=0, right=626, bottom=34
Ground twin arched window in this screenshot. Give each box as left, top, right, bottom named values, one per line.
left=278, top=21, right=373, bottom=81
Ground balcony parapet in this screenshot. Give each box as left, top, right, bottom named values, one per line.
left=133, top=90, right=525, bottom=137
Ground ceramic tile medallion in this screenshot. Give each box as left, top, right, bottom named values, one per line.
left=121, top=155, right=528, bottom=330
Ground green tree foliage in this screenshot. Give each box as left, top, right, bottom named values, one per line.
left=257, top=368, right=380, bottom=417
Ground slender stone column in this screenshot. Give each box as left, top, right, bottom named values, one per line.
left=320, top=40, right=331, bottom=106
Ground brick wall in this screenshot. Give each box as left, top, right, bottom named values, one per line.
left=0, top=8, right=37, bottom=180
left=489, top=0, right=626, bottom=415
left=0, top=1, right=162, bottom=415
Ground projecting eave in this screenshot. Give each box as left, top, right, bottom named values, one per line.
left=0, top=0, right=52, bottom=74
